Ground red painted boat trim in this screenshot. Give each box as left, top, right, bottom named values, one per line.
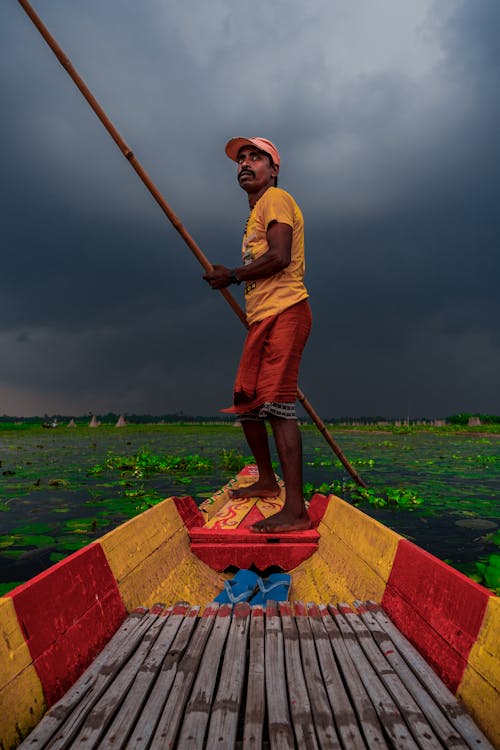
left=190, top=539, right=318, bottom=571
left=7, top=542, right=126, bottom=706
left=173, top=495, right=205, bottom=529
left=189, top=528, right=320, bottom=543
left=307, top=493, right=331, bottom=527
left=382, top=538, right=492, bottom=692
left=183, top=467, right=329, bottom=572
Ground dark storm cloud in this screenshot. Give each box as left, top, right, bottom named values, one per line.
left=1, top=0, right=498, bottom=417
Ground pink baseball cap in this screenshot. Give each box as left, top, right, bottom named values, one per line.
left=225, top=137, right=280, bottom=166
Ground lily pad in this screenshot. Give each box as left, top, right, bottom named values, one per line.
left=56, top=535, right=92, bottom=552
left=455, top=519, right=498, bottom=530
left=0, top=535, right=21, bottom=549
left=12, top=522, right=54, bottom=535
left=0, top=549, right=26, bottom=559
left=14, top=534, right=55, bottom=548
left=62, top=518, right=100, bottom=534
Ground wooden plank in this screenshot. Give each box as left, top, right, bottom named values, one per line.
left=256, top=496, right=285, bottom=518
left=307, top=603, right=368, bottom=750
left=265, top=600, right=295, bottom=749
left=276, top=602, right=318, bottom=749
left=354, top=601, right=470, bottom=750
left=36, top=606, right=166, bottom=750
left=149, top=603, right=219, bottom=747
left=125, top=604, right=201, bottom=749
left=291, top=602, right=340, bottom=749
left=368, top=601, right=496, bottom=750
left=318, top=604, right=389, bottom=749
left=18, top=607, right=150, bottom=749
left=98, top=604, right=188, bottom=748
left=204, top=497, right=258, bottom=529
left=338, top=603, right=442, bottom=750
left=69, top=606, right=171, bottom=749
left=329, top=605, right=420, bottom=750
left=243, top=606, right=266, bottom=750
left=176, top=604, right=233, bottom=748
left=22, top=597, right=494, bottom=750
left=205, top=602, right=251, bottom=748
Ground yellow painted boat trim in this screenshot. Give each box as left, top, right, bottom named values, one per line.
left=291, top=494, right=401, bottom=604
left=0, top=597, right=45, bottom=748
left=457, top=594, right=500, bottom=748
left=99, top=499, right=224, bottom=611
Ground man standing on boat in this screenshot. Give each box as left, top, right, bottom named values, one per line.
left=203, top=137, right=312, bottom=533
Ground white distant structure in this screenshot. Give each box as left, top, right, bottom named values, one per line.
left=115, top=415, right=127, bottom=427
left=67, top=419, right=77, bottom=428
left=89, top=415, right=100, bottom=428
left=468, top=416, right=481, bottom=426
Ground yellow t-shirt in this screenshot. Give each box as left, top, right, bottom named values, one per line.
left=241, top=187, right=308, bottom=325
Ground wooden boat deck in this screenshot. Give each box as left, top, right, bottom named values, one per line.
left=19, top=601, right=492, bottom=750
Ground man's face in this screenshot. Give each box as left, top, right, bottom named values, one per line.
left=236, top=146, right=278, bottom=193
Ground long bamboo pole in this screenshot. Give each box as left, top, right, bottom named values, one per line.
left=16, top=0, right=367, bottom=488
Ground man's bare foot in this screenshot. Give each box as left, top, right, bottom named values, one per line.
left=229, top=480, right=280, bottom=500
left=250, top=508, right=312, bottom=533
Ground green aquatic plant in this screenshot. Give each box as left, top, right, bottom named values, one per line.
left=219, top=448, right=254, bottom=472
left=470, top=530, right=500, bottom=595
left=303, top=480, right=423, bottom=508
left=88, top=449, right=212, bottom=478
left=306, top=449, right=374, bottom=469
left=473, top=555, right=500, bottom=594
left=306, top=448, right=339, bottom=468
left=450, top=454, right=498, bottom=468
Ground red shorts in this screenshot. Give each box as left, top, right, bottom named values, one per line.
left=222, top=299, right=312, bottom=415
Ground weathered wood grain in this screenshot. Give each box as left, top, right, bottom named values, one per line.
left=176, top=604, right=233, bottom=748
left=125, top=605, right=200, bottom=749
left=368, top=601, right=495, bottom=750
left=293, top=602, right=340, bottom=749
left=39, top=606, right=165, bottom=750
left=99, top=605, right=186, bottom=748
left=354, top=601, right=469, bottom=749
left=243, top=606, right=266, bottom=750
left=338, top=603, right=442, bottom=750
left=318, top=603, right=389, bottom=749
left=18, top=607, right=151, bottom=749
left=279, top=602, right=318, bottom=749
left=265, top=600, right=295, bottom=749
left=307, top=603, right=368, bottom=750
left=149, top=603, right=218, bottom=748
left=70, top=607, right=169, bottom=749
left=20, top=599, right=492, bottom=750
left=205, top=602, right=251, bottom=748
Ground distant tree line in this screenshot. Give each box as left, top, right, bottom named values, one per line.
left=1, top=411, right=499, bottom=425
left=327, top=413, right=500, bottom=424
left=0, top=412, right=232, bottom=424
left=446, top=413, right=500, bottom=425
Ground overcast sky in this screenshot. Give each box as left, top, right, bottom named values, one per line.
left=1, top=0, right=499, bottom=419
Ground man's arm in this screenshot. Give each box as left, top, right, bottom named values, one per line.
left=203, top=221, right=292, bottom=289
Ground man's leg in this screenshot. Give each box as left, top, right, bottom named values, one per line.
left=229, top=419, right=281, bottom=499
left=250, top=417, right=311, bottom=532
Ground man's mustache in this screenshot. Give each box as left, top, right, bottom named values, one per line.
left=238, top=169, right=254, bottom=180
